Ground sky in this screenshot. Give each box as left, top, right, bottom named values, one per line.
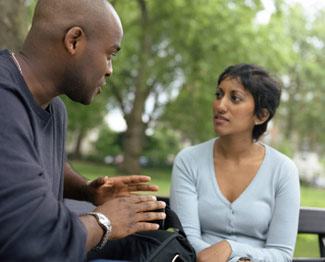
left=257, top=0, right=325, bottom=24
left=106, top=0, right=325, bottom=132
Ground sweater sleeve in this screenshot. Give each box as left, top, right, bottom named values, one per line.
left=0, top=86, right=87, bottom=261
left=227, top=160, right=300, bottom=262
left=170, top=151, right=211, bottom=253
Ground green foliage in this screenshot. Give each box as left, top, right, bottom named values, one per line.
left=17, top=0, right=325, bottom=159
left=272, top=139, right=294, bottom=158
left=92, top=126, right=181, bottom=166
left=93, top=126, right=123, bottom=159
left=142, top=128, right=181, bottom=166
left=162, top=0, right=297, bottom=144
left=60, top=89, right=109, bottom=154
left=0, top=0, right=30, bottom=51
left=275, top=6, right=325, bottom=152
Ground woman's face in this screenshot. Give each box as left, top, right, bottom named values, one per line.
left=213, top=77, right=258, bottom=138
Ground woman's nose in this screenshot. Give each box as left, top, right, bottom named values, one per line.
left=215, top=97, right=228, bottom=112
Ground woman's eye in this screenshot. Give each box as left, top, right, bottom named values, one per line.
left=215, top=91, right=222, bottom=98
left=232, top=95, right=242, bottom=102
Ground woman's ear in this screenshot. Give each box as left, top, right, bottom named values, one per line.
left=255, top=109, right=270, bottom=125
left=64, top=26, right=86, bottom=55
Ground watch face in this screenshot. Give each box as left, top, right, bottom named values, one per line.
left=97, top=213, right=112, bottom=231
left=238, top=258, right=251, bottom=262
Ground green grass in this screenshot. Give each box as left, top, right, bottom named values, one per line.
left=300, top=187, right=325, bottom=207
left=294, top=187, right=325, bottom=257
left=70, top=160, right=172, bottom=196
left=70, top=160, right=325, bottom=258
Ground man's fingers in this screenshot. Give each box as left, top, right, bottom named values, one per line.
left=112, top=175, right=151, bottom=184
left=129, top=195, right=157, bottom=203
left=90, top=176, right=109, bottom=188
left=134, top=222, right=160, bottom=232
left=134, top=200, right=166, bottom=213
left=136, top=211, right=166, bottom=222
left=126, top=184, right=159, bottom=192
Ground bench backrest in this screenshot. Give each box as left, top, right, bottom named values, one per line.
left=293, top=207, right=325, bottom=262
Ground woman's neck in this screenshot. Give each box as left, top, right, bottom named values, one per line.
left=215, top=135, right=261, bottom=162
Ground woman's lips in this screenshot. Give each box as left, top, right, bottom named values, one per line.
left=214, top=115, right=229, bottom=124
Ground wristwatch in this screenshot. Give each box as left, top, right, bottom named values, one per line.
left=82, top=212, right=112, bottom=251
left=237, top=258, right=251, bottom=262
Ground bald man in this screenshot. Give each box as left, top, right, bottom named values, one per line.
left=0, top=0, right=166, bottom=261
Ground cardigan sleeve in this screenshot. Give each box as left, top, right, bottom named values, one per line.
left=170, top=151, right=211, bottom=253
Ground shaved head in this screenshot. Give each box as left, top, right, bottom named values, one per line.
left=20, top=0, right=123, bottom=106
left=28, top=0, right=122, bottom=43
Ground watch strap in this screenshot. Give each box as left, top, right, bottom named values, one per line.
left=81, top=211, right=111, bottom=251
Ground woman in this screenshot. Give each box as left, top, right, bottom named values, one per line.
left=170, top=64, right=300, bottom=262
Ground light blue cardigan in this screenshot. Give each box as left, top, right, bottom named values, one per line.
left=170, top=138, right=300, bottom=262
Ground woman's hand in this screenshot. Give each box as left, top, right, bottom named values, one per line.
left=197, top=240, right=232, bottom=262
left=83, top=175, right=159, bottom=205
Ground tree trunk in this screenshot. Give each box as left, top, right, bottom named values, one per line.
left=0, top=0, right=29, bottom=51
left=72, top=129, right=85, bottom=160
left=119, top=89, right=147, bottom=174
left=119, top=117, right=146, bottom=174
left=118, top=0, right=152, bottom=175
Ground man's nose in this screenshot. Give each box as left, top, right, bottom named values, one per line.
left=106, top=60, right=113, bottom=77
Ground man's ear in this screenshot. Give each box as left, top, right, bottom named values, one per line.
left=64, top=26, right=86, bottom=55
left=255, top=108, right=270, bottom=125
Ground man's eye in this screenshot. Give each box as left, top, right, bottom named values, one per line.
left=107, top=53, right=117, bottom=61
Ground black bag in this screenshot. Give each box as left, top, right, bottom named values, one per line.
left=87, top=204, right=196, bottom=262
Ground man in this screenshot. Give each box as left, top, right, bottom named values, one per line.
left=0, top=0, right=166, bottom=261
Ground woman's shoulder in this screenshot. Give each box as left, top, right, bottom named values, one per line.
left=264, top=144, right=298, bottom=175
left=176, top=138, right=216, bottom=160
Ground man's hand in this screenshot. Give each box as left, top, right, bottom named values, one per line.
left=84, top=175, right=159, bottom=205
left=96, top=195, right=166, bottom=240
left=80, top=195, right=166, bottom=251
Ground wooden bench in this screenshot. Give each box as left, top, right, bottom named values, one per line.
left=64, top=198, right=325, bottom=261
left=293, top=207, right=325, bottom=262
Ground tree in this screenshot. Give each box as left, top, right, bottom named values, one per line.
left=109, top=0, right=198, bottom=173
left=0, top=0, right=31, bottom=51
left=108, top=0, right=317, bottom=173
left=162, top=0, right=294, bottom=144
left=61, top=91, right=109, bottom=159
left=275, top=6, right=325, bottom=153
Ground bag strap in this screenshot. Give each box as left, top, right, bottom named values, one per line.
left=160, top=201, right=187, bottom=238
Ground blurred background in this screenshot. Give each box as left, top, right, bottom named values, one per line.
left=1, top=0, right=325, bottom=256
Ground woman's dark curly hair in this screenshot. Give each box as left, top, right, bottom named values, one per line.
left=217, top=64, right=282, bottom=141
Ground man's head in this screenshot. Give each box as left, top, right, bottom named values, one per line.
left=23, top=0, right=123, bottom=104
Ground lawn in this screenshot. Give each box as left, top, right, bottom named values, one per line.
left=70, top=160, right=325, bottom=258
